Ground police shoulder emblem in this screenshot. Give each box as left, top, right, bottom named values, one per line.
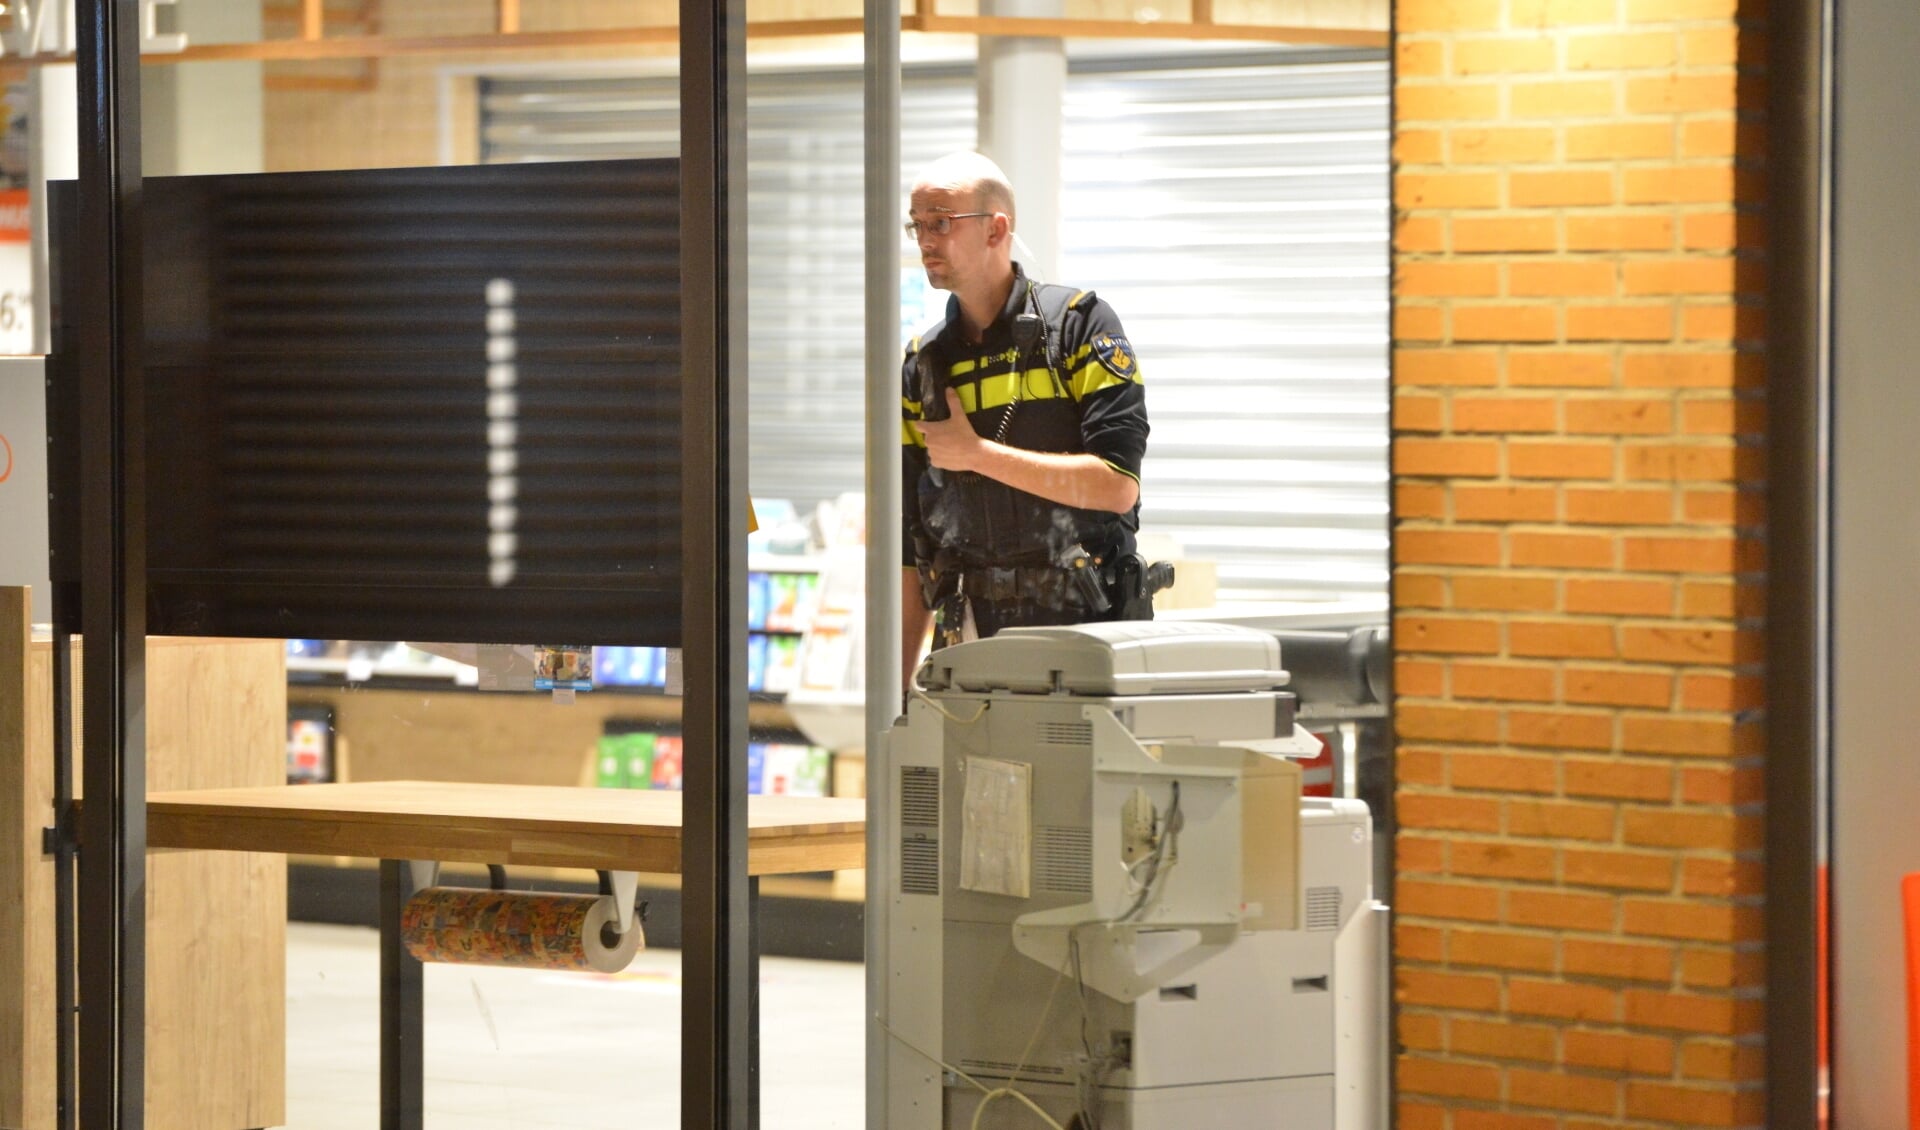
left=1091, top=333, right=1139, bottom=382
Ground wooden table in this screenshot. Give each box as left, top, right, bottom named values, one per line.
left=141, top=780, right=866, bottom=1130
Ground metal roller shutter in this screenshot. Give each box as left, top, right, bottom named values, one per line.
left=480, top=48, right=1387, bottom=605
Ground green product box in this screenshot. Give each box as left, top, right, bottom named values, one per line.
left=623, top=732, right=658, bottom=789
left=595, top=735, right=627, bottom=789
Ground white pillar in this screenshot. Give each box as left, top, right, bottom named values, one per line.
left=140, top=0, right=262, bottom=176
left=977, top=0, right=1065, bottom=283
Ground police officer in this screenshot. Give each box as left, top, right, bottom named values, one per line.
left=901, top=151, right=1154, bottom=685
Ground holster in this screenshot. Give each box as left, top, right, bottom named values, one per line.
left=1107, top=553, right=1176, bottom=622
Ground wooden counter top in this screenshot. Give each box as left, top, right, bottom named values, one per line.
left=130, top=780, right=866, bottom=876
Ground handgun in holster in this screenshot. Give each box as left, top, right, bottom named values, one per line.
left=1108, top=553, right=1177, bottom=622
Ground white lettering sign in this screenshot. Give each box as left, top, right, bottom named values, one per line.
left=0, top=0, right=187, bottom=59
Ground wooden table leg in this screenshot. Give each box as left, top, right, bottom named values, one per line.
left=380, top=860, right=424, bottom=1130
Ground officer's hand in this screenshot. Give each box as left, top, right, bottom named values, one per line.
left=916, top=389, right=988, bottom=472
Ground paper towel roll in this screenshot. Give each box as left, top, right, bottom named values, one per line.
left=401, top=888, right=643, bottom=973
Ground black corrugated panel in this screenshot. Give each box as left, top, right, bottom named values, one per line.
left=49, top=159, right=688, bottom=644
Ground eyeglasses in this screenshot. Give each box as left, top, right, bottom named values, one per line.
left=904, top=212, right=992, bottom=238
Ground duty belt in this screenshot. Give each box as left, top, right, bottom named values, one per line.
left=956, top=557, right=1110, bottom=616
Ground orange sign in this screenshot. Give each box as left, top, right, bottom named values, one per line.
left=0, top=190, right=26, bottom=245
left=0, top=431, right=12, bottom=483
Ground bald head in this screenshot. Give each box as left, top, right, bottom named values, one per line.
left=912, top=151, right=1017, bottom=229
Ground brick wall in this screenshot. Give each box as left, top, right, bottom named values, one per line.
left=1390, top=0, right=1767, bottom=1126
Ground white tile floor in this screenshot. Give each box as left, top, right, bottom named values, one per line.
left=285, top=922, right=866, bottom=1129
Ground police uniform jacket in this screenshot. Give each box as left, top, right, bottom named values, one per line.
left=901, top=264, right=1149, bottom=576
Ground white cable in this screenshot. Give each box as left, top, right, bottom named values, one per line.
left=908, top=680, right=990, bottom=725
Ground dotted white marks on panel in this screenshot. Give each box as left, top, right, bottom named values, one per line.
left=486, top=277, right=518, bottom=587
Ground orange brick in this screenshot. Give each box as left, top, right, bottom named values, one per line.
left=1565, top=666, right=1673, bottom=707
left=1395, top=127, right=1445, bottom=165
left=1505, top=798, right=1617, bottom=841
left=1454, top=215, right=1560, bottom=253
left=1510, top=532, right=1616, bottom=569
left=1510, top=169, right=1616, bottom=207
left=1567, top=30, right=1677, bottom=70
left=1510, top=80, right=1617, bottom=119
left=1400, top=747, right=1449, bottom=787
left=1565, top=212, right=1675, bottom=250
left=1397, top=215, right=1449, bottom=253
left=1508, top=976, right=1620, bottom=1022
left=1682, top=301, right=1763, bottom=343
left=1455, top=304, right=1560, bottom=343
left=1510, top=620, right=1617, bottom=660
left=1397, top=40, right=1446, bottom=78
left=1682, top=397, right=1767, bottom=436
left=1455, top=38, right=1559, bottom=74
left=1507, top=1068, right=1620, bottom=1116
left=1510, top=260, right=1618, bottom=298
left=1679, top=580, right=1765, bottom=619
left=1398, top=172, right=1503, bottom=210
left=1398, top=879, right=1503, bottom=923
left=1396, top=438, right=1503, bottom=477
left=1624, top=257, right=1738, bottom=296
left=1564, top=847, right=1676, bottom=891
left=1681, top=946, right=1766, bottom=990
left=1513, top=0, right=1620, bottom=25
left=1452, top=127, right=1560, bottom=164
left=1566, top=398, right=1675, bottom=435
left=1625, top=164, right=1737, bottom=206
left=1626, top=1081, right=1759, bottom=1126
left=1621, top=442, right=1751, bottom=484
left=1400, top=614, right=1504, bottom=655
left=1454, top=395, right=1559, bottom=432
left=1627, top=73, right=1739, bottom=115
left=1399, top=1100, right=1448, bottom=1130
left=1508, top=441, right=1616, bottom=480
left=1399, top=0, right=1505, bottom=31
left=1452, top=839, right=1558, bottom=881
left=1622, top=899, right=1762, bottom=945
left=1456, top=1111, right=1559, bottom=1130
left=1452, top=1019, right=1560, bottom=1066
left=1401, top=703, right=1505, bottom=743
left=1562, top=937, right=1677, bottom=982
left=1680, top=857, right=1765, bottom=897
left=1455, top=484, right=1560, bottom=522
left=1509, top=351, right=1615, bottom=388
left=1620, top=624, right=1756, bottom=664
left=1682, top=211, right=1750, bottom=252
left=1625, top=989, right=1765, bottom=1036
left=1564, top=577, right=1676, bottom=616
left=1452, top=751, right=1560, bottom=794
left=1396, top=483, right=1448, bottom=521
left=1679, top=764, right=1764, bottom=805
left=1622, top=715, right=1755, bottom=758
left=1622, top=351, right=1742, bottom=388
left=1449, top=928, right=1559, bottom=973
left=1624, top=807, right=1753, bottom=851
left=1396, top=304, right=1445, bottom=341
left=1453, top=576, right=1560, bottom=612
left=1400, top=792, right=1504, bottom=833
left=1401, top=260, right=1502, bottom=297
left=1567, top=304, right=1676, bottom=342
left=1398, top=1055, right=1503, bottom=1102
left=1397, top=348, right=1501, bottom=387
left=1620, top=534, right=1749, bottom=573
left=1507, top=889, right=1618, bottom=933
left=1397, top=969, right=1503, bottom=1011
left=1682, top=118, right=1740, bottom=158
left=1399, top=82, right=1504, bottom=122
left=1399, top=1011, right=1447, bottom=1053
left=1507, top=708, right=1614, bottom=750
left=1564, top=757, right=1674, bottom=801
left=1397, top=529, right=1504, bottom=566
left=1397, top=922, right=1447, bottom=962
left=1397, top=657, right=1448, bottom=697
left=1683, top=670, right=1766, bottom=713
left=1681, top=486, right=1764, bottom=525
left=1564, top=487, right=1675, bottom=525
left=1682, top=25, right=1739, bottom=66
left=1395, top=392, right=1445, bottom=433
left=1564, top=1029, right=1677, bottom=1074
left=1400, top=835, right=1446, bottom=873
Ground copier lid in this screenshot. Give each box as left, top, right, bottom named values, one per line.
left=917, top=620, right=1290, bottom=697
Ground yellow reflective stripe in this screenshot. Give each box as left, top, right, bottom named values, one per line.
left=1103, top=458, right=1140, bottom=482
left=947, top=348, right=1020, bottom=378
left=963, top=367, right=1068, bottom=412
left=1071, top=359, right=1134, bottom=400
left=902, top=419, right=926, bottom=447
left=902, top=395, right=921, bottom=414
